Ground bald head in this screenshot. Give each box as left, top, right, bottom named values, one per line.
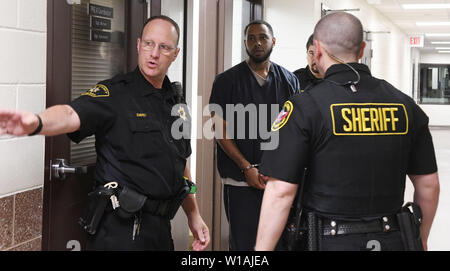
left=314, top=12, right=363, bottom=59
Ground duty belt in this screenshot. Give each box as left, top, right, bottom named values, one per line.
left=104, top=185, right=178, bottom=218
left=322, top=215, right=399, bottom=236
left=142, top=198, right=174, bottom=217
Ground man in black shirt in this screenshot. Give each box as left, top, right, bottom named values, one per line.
left=0, top=16, right=209, bottom=251
left=209, top=20, right=299, bottom=250
left=293, top=34, right=322, bottom=91
left=255, top=12, right=439, bottom=251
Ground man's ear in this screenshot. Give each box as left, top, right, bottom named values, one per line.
left=272, top=37, right=276, bottom=47
left=137, top=38, right=141, bottom=54
left=358, top=41, right=367, bottom=60
left=173, top=47, right=181, bottom=61
left=314, top=40, right=323, bottom=62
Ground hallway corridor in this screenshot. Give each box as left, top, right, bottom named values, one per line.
left=405, top=127, right=450, bottom=250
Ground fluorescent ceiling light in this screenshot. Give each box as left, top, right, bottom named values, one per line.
left=426, top=33, right=450, bottom=37
left=438, top=51, right=450, bottom=53
left=431, top=41, right=450, bottom=44
left=416, top=22, right=450, bottom=26
left=403, top=4, right=450, bottom=9
left=435, top=47, right=450, bottom=50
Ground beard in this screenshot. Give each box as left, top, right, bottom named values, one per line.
left=246, top=46, right=273, bottom=64
left=310, top=63, right=319, bottom=74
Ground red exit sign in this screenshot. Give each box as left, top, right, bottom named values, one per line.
left=409, top=35, right=424, bottom=47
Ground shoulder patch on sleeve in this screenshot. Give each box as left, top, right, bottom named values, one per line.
left=271, top=101, right=294, bottom=131
left=82, top=84, right=110, bottom=98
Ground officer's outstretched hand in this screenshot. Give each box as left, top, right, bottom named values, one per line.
left=245, top=168, right=265, bottom=190
left=188, top=214, right=210, bottom=251
left=0, top=109, right=39, bottom=136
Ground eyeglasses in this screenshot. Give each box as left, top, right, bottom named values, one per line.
left=141, top=40, right=176, bottom=55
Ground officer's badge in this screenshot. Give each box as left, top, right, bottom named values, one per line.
left=82, top=84, right=110, bottom=98
left=271, top=101, right=293, bottom=131
left=178, top=106, right=187, bottom=121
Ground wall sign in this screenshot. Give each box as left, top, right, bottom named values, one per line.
left=91, top=16, right=112, bottom=30
left=88, top=3, right=114, bottom=42
left=409, top=35, right=424, bottom=48
left=88, top=3, right=114, bottom=19
left=91, top=30, right=111, bottom=42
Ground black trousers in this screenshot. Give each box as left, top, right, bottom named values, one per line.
left=321, top=231, right=405, bottom=251
left=223, top=185, right=264, bottom=251
left=86, top=210, right=174, bottom=251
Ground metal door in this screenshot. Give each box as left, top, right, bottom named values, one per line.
left=43, top=0, right=146, bottom=251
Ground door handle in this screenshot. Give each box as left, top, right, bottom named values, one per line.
left=52, top=158, right=88, bottom=181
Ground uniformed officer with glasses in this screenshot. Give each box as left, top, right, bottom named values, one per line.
left=0, top=15, right=210, bottom=251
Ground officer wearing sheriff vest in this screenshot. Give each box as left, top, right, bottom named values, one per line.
left=0, top=15, right=209, bottom=251
left=255, top=12, right=440, bottom=251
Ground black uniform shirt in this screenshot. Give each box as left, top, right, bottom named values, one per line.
left=260, top=63, right=437, bottom=217
left=68, top=68, right=191, bottom=199
left=293, top=65, right=321, bottom=91
left=209, top=61, right=300, bottom=182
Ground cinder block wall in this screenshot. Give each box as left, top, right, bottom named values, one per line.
left=0, top=0, right=47, bottom=251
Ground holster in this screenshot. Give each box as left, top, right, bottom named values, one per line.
left=397, top=202, right=424, bottom=251
left=116, top=186, right=147, bottom=220
left=282, top=211, right=322, bottom=251
left=79, top=185, right=115, bottom=235
left=115, top=179, right=193, bottom=220
left=306, top=212, right=322, bottom=251
left=280, top=202, right=306, bottom=251
left=280, top=169, right=308, bottom=251
left=165, top=179, right=192, bottom=220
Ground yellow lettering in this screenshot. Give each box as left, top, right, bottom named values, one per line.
left=352, top=108, right=363, bottom=132
left=361, top=108, right=371, bottom=132
left=341, top=108, right=353, bottom=132
left=370, top=108, right=380, bottom=132
left=382, top=108, right=391, bottom=131
left=378, top=108, right=384, bottom=131
left=389, top=108, right=399, bottom=131
left=332, top=104, right=407, bottom=135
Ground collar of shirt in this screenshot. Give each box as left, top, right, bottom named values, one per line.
left=132, top=67, right=173, bottom=97
left=244, top=60, right=275, bottom=78
left=324, top=63, right=371, bottom=80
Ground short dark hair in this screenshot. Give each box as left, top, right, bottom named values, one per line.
left=244, top=20, right=274, bottom=37
left=141, top=15, right=180, bottom=46
left=306, top=34, right=314, bottom=51
left=314, top=12, right=363, bottom=58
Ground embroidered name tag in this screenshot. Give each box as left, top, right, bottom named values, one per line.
left=330, top=103, right=408, bottom=136
left=136, top=113, right=147, bottom=118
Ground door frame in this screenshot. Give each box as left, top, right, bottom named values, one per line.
left=43, top=0, right=72, bottom=251
left=196, top=0, right=264, bottom=251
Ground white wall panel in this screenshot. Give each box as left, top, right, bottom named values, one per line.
left=18, top=0, right=47, bottom=32
left=0, top=136, right=45, bottom=196
left=0, top=30, right=46, bottom=84
left=0, top=0, right=47, bottom=196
